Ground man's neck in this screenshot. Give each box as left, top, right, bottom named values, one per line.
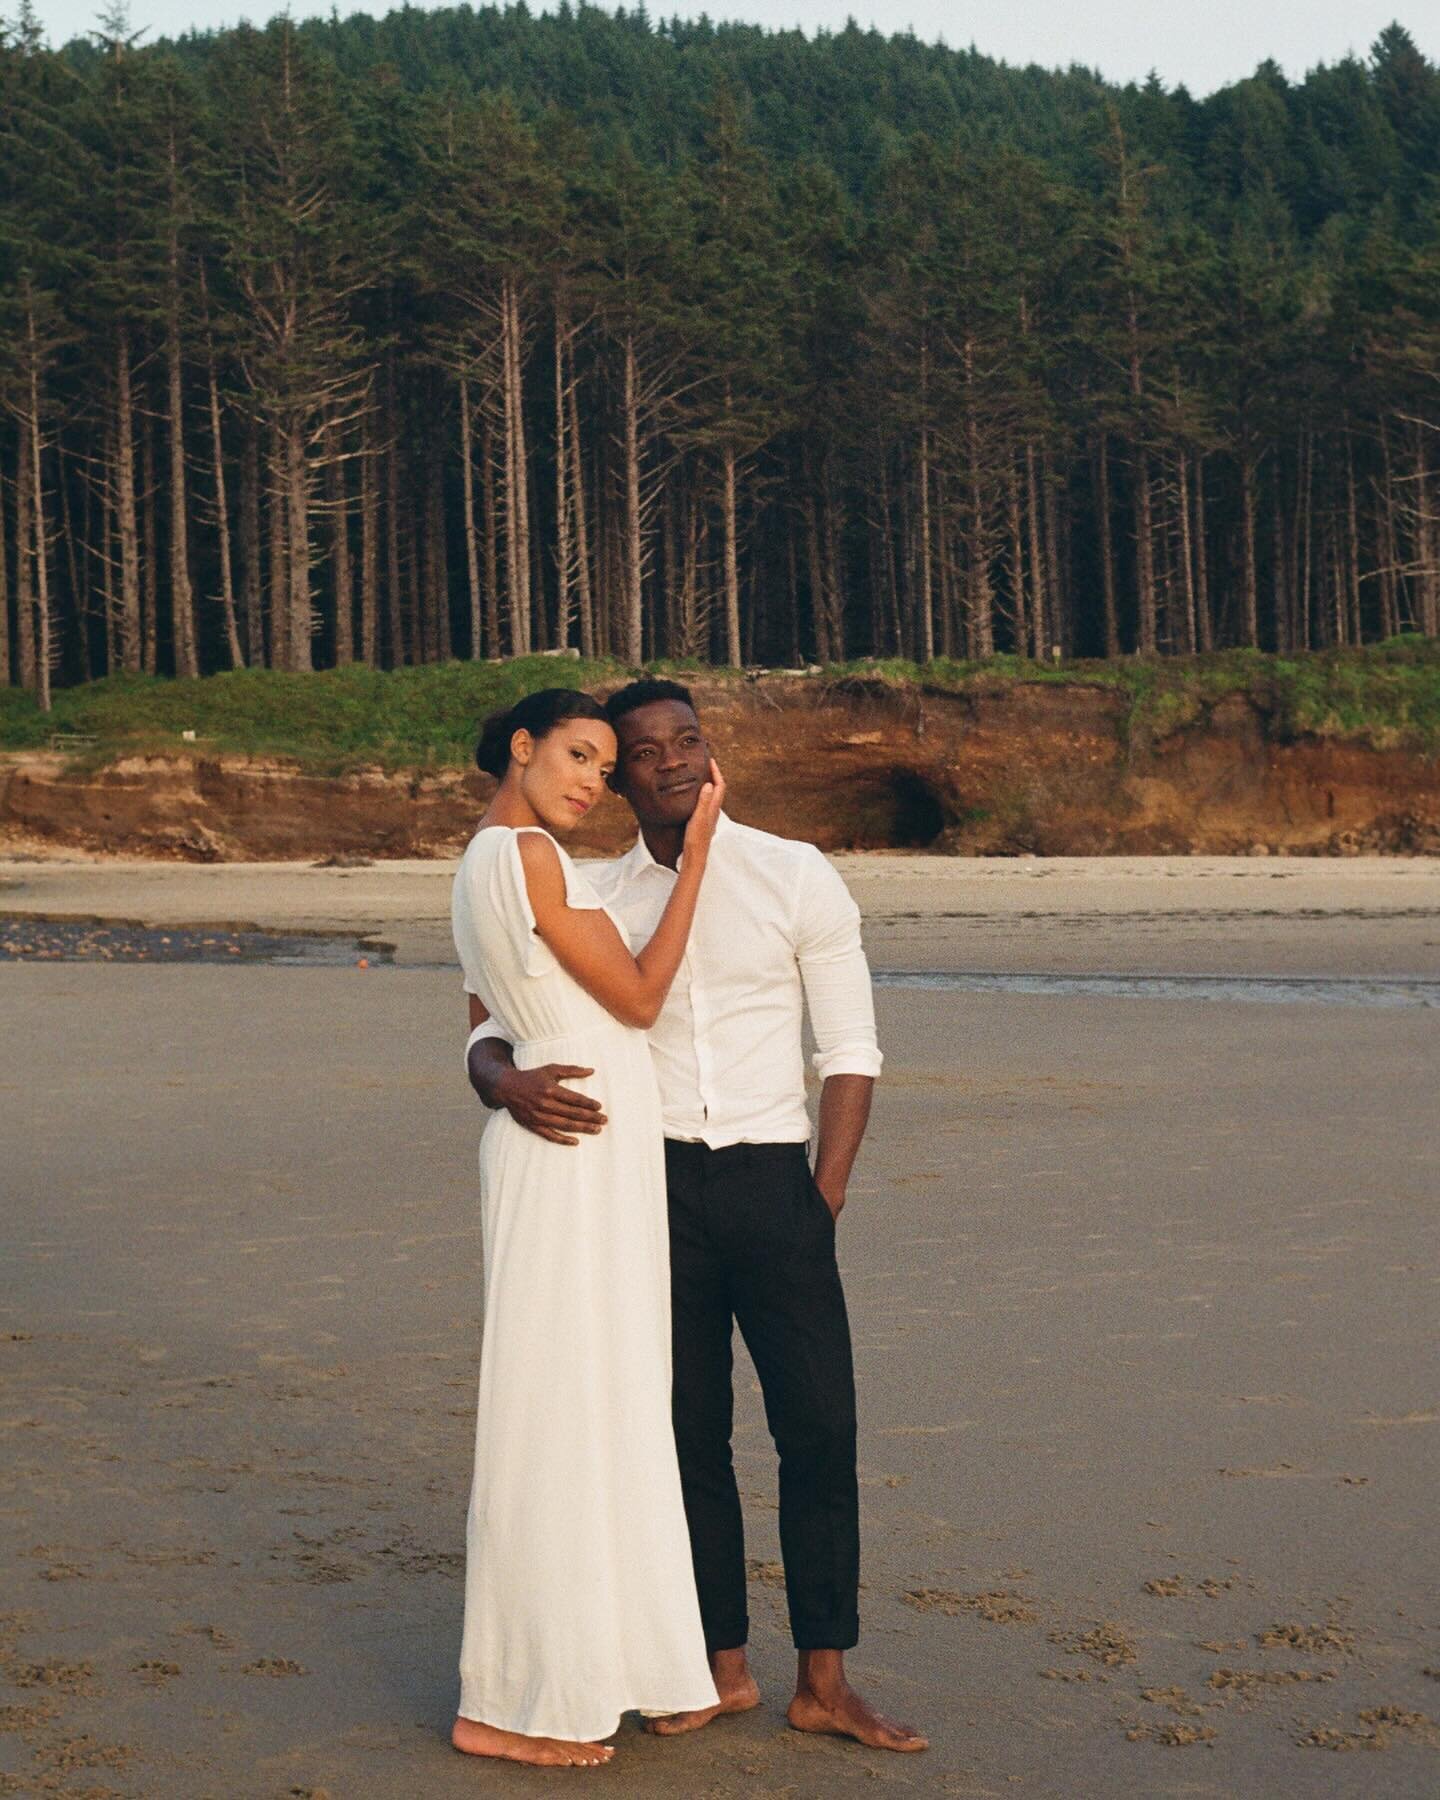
left=639, top=821, right=686, bottom=870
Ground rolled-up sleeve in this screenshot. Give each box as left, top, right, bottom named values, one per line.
left=795, top=850, right=883, bottom=1083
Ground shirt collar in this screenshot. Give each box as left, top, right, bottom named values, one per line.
left=619, top=810, right=734, bottom=880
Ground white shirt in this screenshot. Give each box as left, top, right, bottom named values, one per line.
left=469, top=814, right=882, bottom=1148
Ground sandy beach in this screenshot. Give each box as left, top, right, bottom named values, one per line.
left=3, top=854, right=1439, bottom=1796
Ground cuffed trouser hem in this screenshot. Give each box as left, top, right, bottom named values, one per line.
left=792, top=1617, right=861, bottom=1652
left=703, top=1625, right=749, bottom=1654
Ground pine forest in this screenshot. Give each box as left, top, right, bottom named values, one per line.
left=2, top=3, right=1440, bottom=708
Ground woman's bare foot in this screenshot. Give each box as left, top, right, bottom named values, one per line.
left=788, top=1651, right=928, bottom=1753
left=451, top=1716, right=613, bottom=1766
left=645, top=1648, right=762, bottom=1736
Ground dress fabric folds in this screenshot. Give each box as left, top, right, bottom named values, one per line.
left=450, top=825, right=717, bottom=1739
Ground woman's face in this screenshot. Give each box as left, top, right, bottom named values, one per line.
left=511, top=717, right=617, bottom=833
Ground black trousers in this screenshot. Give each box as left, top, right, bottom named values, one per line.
left=664, top=1138, right=860, bottom=1653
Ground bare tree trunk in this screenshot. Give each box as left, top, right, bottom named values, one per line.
left=481, top=416, right=499, bottom=658
left=786, top=512, right=801, bottom=666
left=239, top=426, right=263, bottom=667
left=876, top=447, right=902, bottom=656
left=1042, top=448, right=1064, bottom=653
left=527, top=442, right=547, bottom=651
left=1005, top=460, right=1027, bottom=654
left=384, top=413, right=404, bottom=666
left=552, top=324, right=572, bottom=651
left=1414, top=421, right=1439, bottom=637
left=721, top=438, right=741, bottom=665
left=402, top=495, right=420, bottom=667
left=822, top=463, right=847, bottom=660
left=359, top=418, right=379, bottom=667
left=101, top=423, right=117, bottom=674
left=26, top=334, right=53, bottom=712
left=459, top=376, right=481, bottom=658
left=78, top=449, right=98, bottom=679
left=802, top=485, right=829, bottom=663
left=1194, top=455, right=1213, bottom=652
left=1297, top=429, right=1314, bottom=650
left=268, top=424, right=289, bottom=669
left=917, top=422, right=935, bottom=662
left=114, top=332, right=142, bottom=671
left=960, top=335, right=994, bottom=658
left=1095, top=435, right=1119, bottom=656
left=166, top=245, right=197, bottom=678
left=503, top=278, right=531, bottom=654
left=205, top=351, right=243, bottom=668
left=1176, top=447, right=1197, bottom=654
left=328, top=433, right=354, bottom=666
left=1239, top=452, right=1260, bottom=648
left=1344, top=426, right=1363, bottom=647
left=1024, top=442, right=1049, bottom=657
left=1133, top=447, right=1156, bottom=654
left=285, top=420, right=312, bottom=671
left=0, top=457, right=10, bottom=688
left=1271, top=470, right=1288, bottom=654
left=426, top=429, right=450, bottom=661
left=56, top=441, right=84, bottom=676
left=621, top=333, right=643, bottom=666
left=567, top=361, right=594, bottom=660
left=15, top=419, right=37, bottom=692
left=937, top=476, right=956, bottom=657
left=141, top=406, right=157, bottom=675
left=1377, top=416, right=1400, bottom=636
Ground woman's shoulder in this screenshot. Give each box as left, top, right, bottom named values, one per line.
left=466, top=822, right=564, bottom=860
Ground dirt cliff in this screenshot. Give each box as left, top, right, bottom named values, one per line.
left=2, top=677, right=1437, bottom=860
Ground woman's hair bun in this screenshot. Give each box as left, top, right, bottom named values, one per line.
left=474, top=687, right=610, bottom=779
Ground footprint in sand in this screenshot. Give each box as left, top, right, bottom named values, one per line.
left=1123, top=1720, right=1216, bottom=1746
left=1257, top=1621, right=1356, bottom=1655
left=1047, top=1623, right=1138, bottom=1668
left=1300, top=1708, right=1439, bottom=1752
left=904, top=1588, right=1038, bottom=1624
left=131, top=1660, right=182, bottom=1688
left=5, top=1659, right=98, bottom=1695
left=1137, top=1685, right=1207, bottom=1717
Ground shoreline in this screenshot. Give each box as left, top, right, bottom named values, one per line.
left=4, top=851, right=1438, bottom=980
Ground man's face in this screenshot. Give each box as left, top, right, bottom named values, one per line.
left=609, top=700, right=712, bottom=829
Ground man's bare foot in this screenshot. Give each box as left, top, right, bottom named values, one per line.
left=645, top=1648, right=762, bottom=1736
left=787, top=1681, right=928, bottom=1753
left=451, top=1716, right=613, bottom=1766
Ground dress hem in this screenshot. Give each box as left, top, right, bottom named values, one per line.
left=456, top=1689, right=720, bottom=1741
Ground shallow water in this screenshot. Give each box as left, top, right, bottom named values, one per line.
left=0, top=917, right=390, bottom=967
left=5, top=918, right=1437, bottom=1004
left=873, top=968, right=1440, bottom=1007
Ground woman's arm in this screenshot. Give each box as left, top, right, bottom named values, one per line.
left=519, top=765, right=723, bottom=1029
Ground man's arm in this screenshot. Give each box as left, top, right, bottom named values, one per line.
left=795, top=852, right=884, bottom=1219
left=465, top=997, right=606, bottom=1147
left=813, top=1073, right=874, bottom=1219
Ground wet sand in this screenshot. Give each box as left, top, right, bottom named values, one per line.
left=4, top=850, right=1439, bottom=978
left=3, top=860, right=1439, bottom=1796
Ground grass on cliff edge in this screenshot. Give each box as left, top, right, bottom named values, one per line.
left=1, top=639, right=1437, bottom=770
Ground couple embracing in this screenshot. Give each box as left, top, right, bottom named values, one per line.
left=448, top=679, right=928, bottom=1769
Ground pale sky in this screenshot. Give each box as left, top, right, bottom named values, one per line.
left=25, top=0, right=1436, bottom=99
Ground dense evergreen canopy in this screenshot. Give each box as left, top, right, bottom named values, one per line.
left=2, top=3, right=1438, bottom=699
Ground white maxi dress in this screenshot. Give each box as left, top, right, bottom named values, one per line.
left=450, top=824, right=718, bottom=1740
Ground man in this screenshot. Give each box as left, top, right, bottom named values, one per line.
left=465, top=679, right=927, bottom=1754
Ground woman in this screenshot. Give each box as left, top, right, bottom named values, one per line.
left=449, top=687, right=724, bottom=1769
